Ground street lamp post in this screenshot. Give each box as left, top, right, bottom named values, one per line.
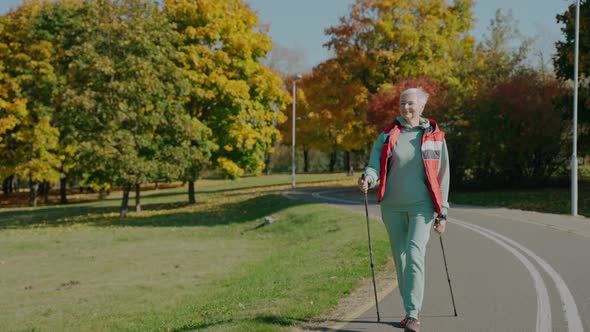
left=572, top=0, right=580, bottom=216
left=292, top=74, right=302, bottom=189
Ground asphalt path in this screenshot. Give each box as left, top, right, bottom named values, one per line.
left=285, top=187, right=590, bottom=332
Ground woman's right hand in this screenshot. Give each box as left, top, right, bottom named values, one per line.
left=358, top=176, right=370, bottom=193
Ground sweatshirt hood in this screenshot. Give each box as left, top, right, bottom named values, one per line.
left=397, top=116, right=430, bottom=129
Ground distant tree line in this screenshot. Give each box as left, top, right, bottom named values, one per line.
left=275, top=1, right=590, bottom=188
left=0, top=0, right=288, bottom=215
left=1, top=0, right=589, bottom=215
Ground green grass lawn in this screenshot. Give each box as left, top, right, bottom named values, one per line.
left=0, top=174, right=390, bottom=331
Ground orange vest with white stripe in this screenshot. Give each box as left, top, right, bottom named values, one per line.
left=377, top=118, right=445, bottom=214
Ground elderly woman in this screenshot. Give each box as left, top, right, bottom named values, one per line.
left=358, top=87, right=449, bottom=332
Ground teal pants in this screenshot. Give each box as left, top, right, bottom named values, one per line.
left=380, top=207, right=435, bottom=319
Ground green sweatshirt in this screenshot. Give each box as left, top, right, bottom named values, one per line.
left=365, top=116, right=450, bottom=215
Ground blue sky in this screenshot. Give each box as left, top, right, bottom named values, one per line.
left=1, top=0, right=573, bottom=71
left=244, top=0, right=570, bottom=71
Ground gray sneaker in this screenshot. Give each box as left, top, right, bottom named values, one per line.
left=404, top=317, right=420, bottom=332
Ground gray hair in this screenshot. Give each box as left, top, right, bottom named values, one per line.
left=400, top=88, right=429, bottom=107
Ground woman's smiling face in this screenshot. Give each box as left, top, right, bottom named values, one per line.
left=399, top=92, right=424, bottom=124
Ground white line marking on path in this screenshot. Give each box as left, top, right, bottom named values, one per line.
left=305, top=189, right=583, bottom=332
left=452, top=219, right=584, bottom=332
left=451, top=219, right=551, bottom=332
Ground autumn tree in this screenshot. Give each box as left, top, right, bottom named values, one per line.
left=0, top=17, right=25, bottom=196
left=288, top=59, right=371, bottom=172
left=325, top=0, right=477, bottom=94
left=365, top=77, right=446, bottom=130
left=443, top=9, right=536, bottom=184
left=165, top=0, right=288, bottom=203
left=26, top=0, right=87, bottom=204
left=0, top=1, right=62, bottom=207
left=278, top=74, right=321, bottom=173
left=466, top=72, right=569, bottom=185
left=64, top=0, right=191, bottom=217
left=263, top=44, right=306, bottom=173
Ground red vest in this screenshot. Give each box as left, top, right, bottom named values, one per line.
left=377, top=118, right=445, bottom=214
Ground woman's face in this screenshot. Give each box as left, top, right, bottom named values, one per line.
left=399, top=93, right=424, bottom=123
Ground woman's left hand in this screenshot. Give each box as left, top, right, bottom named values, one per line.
left=433, top=216, right=446, bottom=235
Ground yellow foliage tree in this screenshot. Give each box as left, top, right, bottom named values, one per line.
left=0, top=0, right=62, bottom=207
left=280, top=60, right=373, bottom=172
left=325, top=0, right=477, bottom=93
left=165, top=0, right=289, bottom=184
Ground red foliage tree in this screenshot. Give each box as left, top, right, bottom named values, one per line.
left=468, top=71, right=569, bottom=184
left=365, top=77, right=446, bottom=131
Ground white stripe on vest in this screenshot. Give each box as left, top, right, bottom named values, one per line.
left=421, top=141, right=443, bottom=151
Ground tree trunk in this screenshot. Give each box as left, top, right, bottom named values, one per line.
left=345, top=151, right=351, bottom=174
left=8, top=175, right=14, bottom=194
left=120, top=184, right=131, bottom=218
left=2, top=175, right=12, bottom=195
left=60, top=176, right=68, bottom=204
left=29, top=179, right=39, bottom=208
left=37, top=182, right=43, bottom=195
left=135, top=183, right=141, bottom=212
left=188, top=180, right=196, bottom=205
left=263, top=151, right=271, bottom=175
left=13, top=175, right=18, bottom=193
left=42, top=181, right=50, bottom=204
left=303, top=149, right=309, bottom=173
left=329, top=150, right=337, bottom=173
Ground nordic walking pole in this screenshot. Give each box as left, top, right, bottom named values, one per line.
left=361, top=174, right=381, bottom=322
left=436, top=218, right=458, bottom=317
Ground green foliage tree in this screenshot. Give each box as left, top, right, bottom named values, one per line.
left=476, top=9, right=533, bottom=90
left=554, top=0, right=590, bottom=156
left=27, top=0, right=87, bottom=204
left=64, top=0, right=191, bottom=217
left=554, top=0, right=590, bottom=80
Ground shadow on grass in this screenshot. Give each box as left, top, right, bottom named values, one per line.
left=172, top=314, right=312, bottom=332
left=172, top=315, right=395, bottom=331
left=117, top=194, right=307, bottom=228
left=0, top=194, right=309, bottom=229
left=0, top=200, right=190, bottom=229
left=0, top=178, right=345, bottom=208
